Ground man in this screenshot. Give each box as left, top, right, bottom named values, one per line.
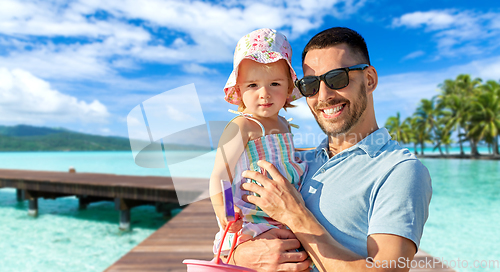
left=229, top=27, right=432, bottom=271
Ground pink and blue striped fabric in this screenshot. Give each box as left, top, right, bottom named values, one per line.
left=213, top=115, right=307, bottom=254
left=229, top=134, right=305, bottom=240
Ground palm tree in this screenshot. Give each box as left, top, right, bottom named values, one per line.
left=454, top=74, right=482, bottom=155
left=437, top=78, right=469, bottom=155
left=413, top=117, right=432, bottom=155
left=385, top=112, right=412, bottom=144
left=433, top=120, right=453, bottom=155
left=414, top=98, right=440, bottom=155
left=392, top=74, right=498, bottom=158
left=468, top=80, right=500, bottom=156
left=405, top=117, right=420, bottom=155
left=441, top=130, right=453, bottom=154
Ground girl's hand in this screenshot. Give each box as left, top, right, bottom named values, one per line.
left=227, top=206, right=243, bottom=233
left=218, top=215, right=229, bottom=231
left=218, top=205, right=243, bottom=233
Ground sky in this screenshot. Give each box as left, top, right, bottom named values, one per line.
left=1, top=0, right=499, bottom=148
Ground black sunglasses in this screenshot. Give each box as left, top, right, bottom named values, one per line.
left=295, top=64, right=369, bottom=97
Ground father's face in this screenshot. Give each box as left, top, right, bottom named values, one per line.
left=303, top=44, right=367, bottom=137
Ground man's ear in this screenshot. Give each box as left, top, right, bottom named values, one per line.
left=365, top=66, right=378, bottom=95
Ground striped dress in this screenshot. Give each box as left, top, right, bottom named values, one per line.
left=214, top=112, right=307, bottom=253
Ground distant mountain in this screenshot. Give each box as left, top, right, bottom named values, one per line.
left=0, top=125, right=70, bottom=137
left=0, top=125, right=207, bottom=151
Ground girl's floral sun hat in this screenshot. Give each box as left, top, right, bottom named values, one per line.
left=224, top=28, right=302, bottom=105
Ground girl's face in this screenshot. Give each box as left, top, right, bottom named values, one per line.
left=237, top=59, right=290, bottom=119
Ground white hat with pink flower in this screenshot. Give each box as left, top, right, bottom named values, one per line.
left=223, top=28, right=302, bottom=105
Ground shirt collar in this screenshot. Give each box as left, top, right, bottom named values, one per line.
left=315, top=137, right=329, bottom=158
left=314, top=128, right=391, bottom=158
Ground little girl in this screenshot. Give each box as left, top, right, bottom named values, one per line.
left=209, top=28, right=306, bottom=255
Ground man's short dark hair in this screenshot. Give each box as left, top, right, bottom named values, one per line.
left=302, top=27, right=370, bottom=65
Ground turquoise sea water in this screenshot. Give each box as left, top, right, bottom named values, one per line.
left=0, top=151, right=214, bottom=272
left=0, top=190, right=176, bottom=272
left=0, top=151, right=499, bottom=271
left=406, top=146, right=492, bottom=155
left=0, top=151, right=215, bottom=178
left=419, top=158, right=500, bottom=271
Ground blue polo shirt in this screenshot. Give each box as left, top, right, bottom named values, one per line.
left=298, top=128, right=432, bottom=260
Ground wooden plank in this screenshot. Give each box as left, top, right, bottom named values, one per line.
left=0, top=169, right=205, bottom=189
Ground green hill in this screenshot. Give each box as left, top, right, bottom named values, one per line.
left=0, top=125, right=70, bottom=137
left=0, top=125, right=207, bottom=151
left=0, top=125, right=130, bottom=151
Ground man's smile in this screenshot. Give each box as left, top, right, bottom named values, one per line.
left=319, top=103, right=347, bottom=118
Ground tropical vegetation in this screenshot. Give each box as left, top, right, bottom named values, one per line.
left=385, top=74, right=500, bottom=157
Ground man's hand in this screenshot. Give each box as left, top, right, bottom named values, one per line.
left=241, top=160, right=305, bottom=226
left=231, top=228, right=312, bottom=272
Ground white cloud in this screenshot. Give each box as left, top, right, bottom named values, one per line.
left=100, top=127, right=111, bottom=134
left=0, top=67, right=109, bottom=124
left=111, top=58, right=139, bottom=70
left=0, top=43, right=113, bottom=80
left=0, top=0, right=368, bottom=81
left=392, top=10, right=500, bottom=58
left=402, top=50, right=425, bottom=61
left=393, top=11, right=456, bottom=30
left=0, top=0, right=150, bottom=40
left=182, top=63, right=217, bottom=74
left=165, top=105, right=195, bottom=122
left=0, top=0, right=369, bottom=137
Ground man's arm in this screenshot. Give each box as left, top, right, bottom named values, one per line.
left=367, top=234, right=417, bottom=269
left=241, top=160, right=423, bottom=272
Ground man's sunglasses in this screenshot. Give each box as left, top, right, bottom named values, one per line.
left=295, top=64, right=369, bottom=97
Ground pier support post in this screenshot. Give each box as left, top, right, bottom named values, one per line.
left=78, top=195, right=89, bottom=210
left=16, top=189, right=24, bottom=202
left=119, top=210, right=131, bottom=231
left=28, top=198, right=38, bottom=217
left=114, top=198, right=156, bottom=230
left=115, top=198, right=131, bottom=231
left=24, top=190, right=38, bottom=217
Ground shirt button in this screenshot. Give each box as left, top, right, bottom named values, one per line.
left=320, top=168, right=326, bottom=174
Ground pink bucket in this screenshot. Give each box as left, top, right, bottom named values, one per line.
left=183, top=258, right=256, bottom=272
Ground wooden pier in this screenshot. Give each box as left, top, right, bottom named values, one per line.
left=105, top=198, right=455, bottom=272
left=0, top=169, right=207, bottom=229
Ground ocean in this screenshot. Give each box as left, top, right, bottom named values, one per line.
left=0, top=150, right=498, bottom=271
